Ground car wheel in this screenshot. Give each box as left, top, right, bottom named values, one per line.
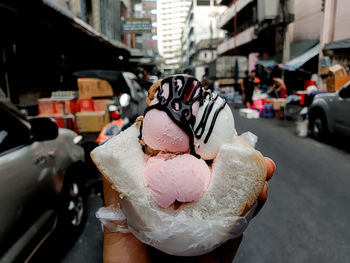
left=310, top=111, right=328, bottom=141
left=29, top=166, right=87, bottom=262
left=65, top=180, right=84, bottom=226
left=59, top=164, right=87, bottom=235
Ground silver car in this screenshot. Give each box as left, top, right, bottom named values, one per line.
left=309, top=81, right=350, bottom=140
left=0, top=101, right=86, bottom=262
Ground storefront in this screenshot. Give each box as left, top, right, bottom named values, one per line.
left=0, top=0, right=130, bottom=110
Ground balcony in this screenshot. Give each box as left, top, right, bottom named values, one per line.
left=217, top=26, right=256, bottom=55
left=218, top=0, right=253, bottom=29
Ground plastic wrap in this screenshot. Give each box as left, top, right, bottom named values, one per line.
left=95, top=131, right=260, bottom=256
left=96, top=202, right=257, bottom=256
left=241, top=131, right=258, bottom=148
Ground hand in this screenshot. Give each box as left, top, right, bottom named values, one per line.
left=102, top=157, right=276, bottom=263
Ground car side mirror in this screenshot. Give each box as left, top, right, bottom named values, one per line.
left=30, top=117, right=58, bottom=141
left=120, top=93, right=131, bottom=107
left=339, top=83, right=350, bottom=99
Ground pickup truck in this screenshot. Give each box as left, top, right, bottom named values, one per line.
left=309, top=81, right=350, bottom=140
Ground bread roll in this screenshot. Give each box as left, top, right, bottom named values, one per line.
left=91, top=123, right=266, bottom=256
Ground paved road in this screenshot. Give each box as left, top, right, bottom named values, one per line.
left=59, top=194, right=103, bottom=263
left=55, top=107, right=350, bottom=263
left=232, top=108, right=350, bottom=263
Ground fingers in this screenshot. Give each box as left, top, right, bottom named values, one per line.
left=252, top=157, right=275, bottom=218
left=102, top=175, right=120, bottom=207
left=265, top=157, right=276, bottom=181
left=253, top=182, right=268, bottom=218
left=104, top=231, right=151, bottom=263
left=258, top=182, right=269, bottom=201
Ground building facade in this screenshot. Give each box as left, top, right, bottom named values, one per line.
left=181, top=0, right=226, bottom=73
left=216, top=0, right=350, bottom=91
left=134, top=0, right=158, bottom=55
left=0, top=0, right=131, bottom=106
left=51, top=0, right=138, bottom=46
left=319, top=0, right=350, bottom=90
left=157, top=0, right=192, bottom=73
left=217, top=0, right=294, bottom=62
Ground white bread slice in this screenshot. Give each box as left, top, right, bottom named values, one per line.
left=91, top=123, right=266, bottom=256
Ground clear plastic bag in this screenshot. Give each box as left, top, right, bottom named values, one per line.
left=96, top=202, right=257, bottom=256
left=241, top=131, right=258, bottom=148
left=95, top=131, right=260, bottom=256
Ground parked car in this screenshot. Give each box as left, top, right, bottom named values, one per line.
left=0, top=101, right=87, bottom=262
left=73, top=70, right=147, bottom=122
left=309, top=81, right=350, bottom=140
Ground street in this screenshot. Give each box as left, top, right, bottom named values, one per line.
left=232, top=108, right=350, bottom=263
left=52, top=107, right=350, bottom=263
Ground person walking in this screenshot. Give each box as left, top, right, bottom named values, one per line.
left=241, top=70, right=256, bottom=108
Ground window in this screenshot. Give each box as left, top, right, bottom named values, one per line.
left=0, top=107, right=31, bottom=154
left=197, top=0, right=210, bottom=6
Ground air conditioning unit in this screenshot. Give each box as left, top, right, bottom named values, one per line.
left=258, top=0, right=279, bottom=22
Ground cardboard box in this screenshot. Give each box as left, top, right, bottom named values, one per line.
left=320, top=66, right=329, bottom=75
left=327, top=76, right=350, bottom=93
left=78, top=78, right=114, bottom=98
left=93, top=99, right=114, bottom=111
left=38, top=98, right=78, bottom=115
left=53, top=115, right=78, bottom=133
left=77, top=98, right=94, bottom=112
left=328, top=64, right=347, bottom=77
left=54, top=99, right=78, bottom=114
left=273, top=99, right=287, bottom=110
left=334, top=76, right=350, bottom=91
left=76, top=111, right=109, bottom=133
left=38, top=98, right=56, bottom=115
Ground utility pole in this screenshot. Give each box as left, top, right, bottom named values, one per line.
left=319, top=0, right=337, bottom=91
left=282, top=0, right=293, bottom=63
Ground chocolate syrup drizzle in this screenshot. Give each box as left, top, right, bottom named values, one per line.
left=194, top=92, right=227, bottom=144
left=142, top=74, right=227, bottom=158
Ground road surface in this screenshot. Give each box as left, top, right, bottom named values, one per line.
left=232, top=108, right=350, bottom=263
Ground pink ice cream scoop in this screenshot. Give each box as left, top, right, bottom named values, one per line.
left=142, top=109, right=190, bottom=153
left=143, top=153, right=211, bottom=208
left=142, top=81, right=200, bottom=153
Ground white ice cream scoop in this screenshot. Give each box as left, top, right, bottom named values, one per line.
left=193, top=93, right=237, bottom=160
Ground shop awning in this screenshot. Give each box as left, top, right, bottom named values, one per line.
left=282, top=44, right=321, bottom=71
left=290, top=40, right=319, bottom=60
left=324, top=38, right=350, bottom=51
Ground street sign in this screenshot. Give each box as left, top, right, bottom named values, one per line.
left=123, top=18, right=152, bottom=33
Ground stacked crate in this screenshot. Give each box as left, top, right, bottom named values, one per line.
left=75, top=78, right=114, bottom=133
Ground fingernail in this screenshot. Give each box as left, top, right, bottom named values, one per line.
left=266, top=157, right=276, bottom=173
